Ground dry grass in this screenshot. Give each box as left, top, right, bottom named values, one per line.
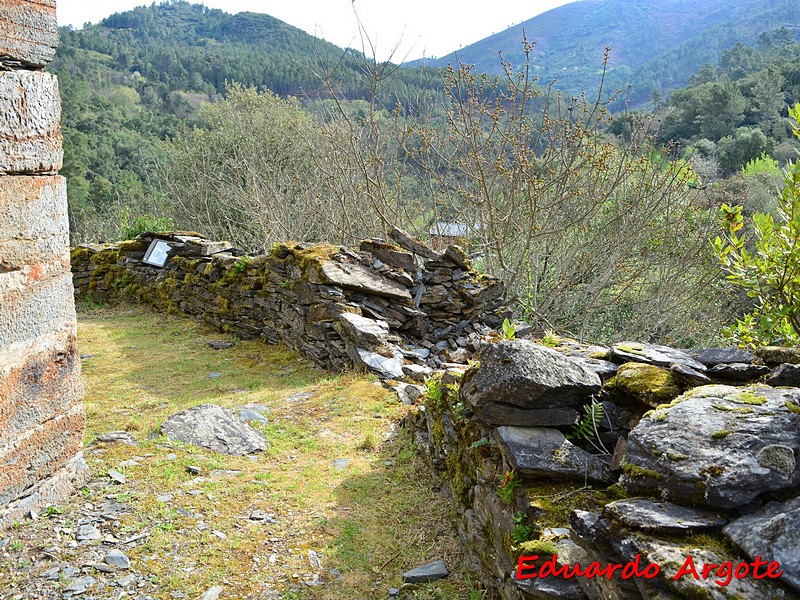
left=0, top=305, right=479, bottom=599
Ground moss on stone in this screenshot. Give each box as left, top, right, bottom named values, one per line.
left=621, top=463, right=664, bottom=480
left=757, top=445, right=795, bottom=476
left=785, top=401, right=800, bottom=414
left=665, top=452, right=689, bottom=461
left=606, top=362, right=681, bottom=408
left=516, top=539, right=558, bottom=557
left=711, top=430, right=731, bottom=440
left=711, top=404, right=754, bottom=414
left=723, top=391, right=767, bottom=405
left=525, top=481, right=626, bottom=528
left=754, top=346, right=800, bottom=366
left=616, top=342, right=647, bottom=355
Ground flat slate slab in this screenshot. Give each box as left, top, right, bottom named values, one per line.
left=161, top=404, right=267, bottom=456
left=494, top=426, right=612, bottom=483
left=724, top=496, right=800, bottom=593
left=402, top=559, right=449, bottom=583
left=690, top=348, right=755, bottom=366
left=338, top=312, right=390, bottom=347
left=621, top=386, right=800, bottom=508
left=461, top=339, right=601, bottom=411
left=353, top=347, right=405, bottom=379
left=767, top=363, right=800, bottom=387
left=708, top=362, right=770, bottom=382
left=611, top=342, right=706, bottom=371
left=603, top=498, right=727, bottom=532
left=316, top=261, right=412, bottom=300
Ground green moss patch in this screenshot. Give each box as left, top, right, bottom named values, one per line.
left=606, top=362, right=681, bottom=408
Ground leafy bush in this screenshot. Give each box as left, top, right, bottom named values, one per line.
left=713, top=104, right=800, bottom=346
left=119, top=207, right=175, bottom=240
left=742, top=153, right=781, bottom=178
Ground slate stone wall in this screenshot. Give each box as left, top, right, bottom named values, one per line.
left=70, top=231, right=506, bottom=374
left=0, top=0, right=89, bottom=526
left=406, top=340, right=800, bottom=599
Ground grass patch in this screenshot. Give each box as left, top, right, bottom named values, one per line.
left=2, top=305, right=475, bottom=599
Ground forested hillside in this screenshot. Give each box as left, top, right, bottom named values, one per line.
left=655, top=35, right=800, bottom=172
left=409, top=0, right=800, bottom=107
left=53, top=0, right=436, bottom=240
left=53, top=0, right=800, bottom=347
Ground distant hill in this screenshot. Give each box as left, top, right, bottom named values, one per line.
left=53, top=0, right=435, bottom=239
left=407, top=0, right=800, bottom=106
left=58, top=1, right=387, bottom=98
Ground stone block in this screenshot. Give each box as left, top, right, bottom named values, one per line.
left=0, top=332, right=82, bottom=446
left=0, top=0, right=58, bottom=69
left=0, top=71, right=62, bottom=174
left=0, top=176, right=68, bottom=268
left=0, top=452, right=89, bottom=528
left=0, top=266, right=76, bottom=350
left=0, top=402, right=85, bottom=505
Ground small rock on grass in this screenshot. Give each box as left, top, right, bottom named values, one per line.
left=208, top=341, right=234, bottom=350
left=104, top=549, right=131, bottom=570
left=402, top=559, right=449, bottom=583
left=94, top=431, right=137, bottom=445
left=107, top=469, right=126, bottom=484
left=77, top=524, right=101, bottom=541
left=65, top=575, right=96, bottom=593
left=201, top=585, right=224, bottom=600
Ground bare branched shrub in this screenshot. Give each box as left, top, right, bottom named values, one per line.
left=164, top=83, right=383, bottom=251
left=163, top=37, right=732, bottom=344
left=313, top=39, right=729, bottom=344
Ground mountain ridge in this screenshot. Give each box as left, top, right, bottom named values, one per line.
left=407, top=0, right=800, bottom=106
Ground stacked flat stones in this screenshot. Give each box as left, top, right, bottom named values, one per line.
left=0, top=0, right=89, bottom=526
left=70, top=228, right=506, bottom=378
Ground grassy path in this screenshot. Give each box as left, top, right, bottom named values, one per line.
left=0, top=306, right=476, bottom=599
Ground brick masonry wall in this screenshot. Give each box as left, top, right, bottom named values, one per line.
left=0, top=0, right=89, bottom=526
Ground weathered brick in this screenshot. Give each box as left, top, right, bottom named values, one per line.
left=0, top=0, right=58, bottom=69
left=0, top=71, right=61, bottom=174
left=0, top=402, right=85, bottom=506
left=0, top=176, right=68, bottom=268
left=0, top=332, right=82, bottom=446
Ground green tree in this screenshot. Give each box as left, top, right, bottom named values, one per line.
left=715, top=126, right=774, bottom=173
left=713, top=104, right=800, bottom=346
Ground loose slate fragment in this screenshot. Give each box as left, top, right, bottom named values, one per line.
left=611, top=341, right=706, bottom=371
left=402, top=559, right=449, bottom=583
left=161, top=404, right=267, bottom=455
left=690, top=347, right=755, bottom=366
left=603, top=498, right=727, bottom=532
left=494, top=426, right=612, bottom=483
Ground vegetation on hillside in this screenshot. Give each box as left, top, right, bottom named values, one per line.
left=410, top=0, right=800, bottom=108
left=655, top=32, right=800, bottom=173
left=55, top=0, right=800, bottom=347
left=53, top=0, right=439, bottom=241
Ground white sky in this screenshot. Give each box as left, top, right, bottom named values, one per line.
left=56, top=0, right=575, bottom=62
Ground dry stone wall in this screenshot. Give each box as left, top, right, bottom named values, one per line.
left=406, top=338, right=800, bottom=599
left=0, top=0, right=89, bottom=526
left=70, top=229, right=507, bottom=376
